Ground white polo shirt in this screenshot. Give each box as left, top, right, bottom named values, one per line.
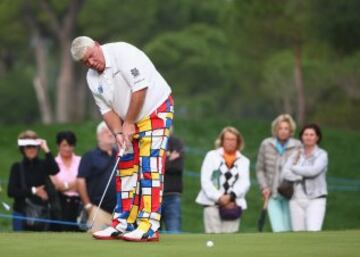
left=86, top=42, right=171, bottom=122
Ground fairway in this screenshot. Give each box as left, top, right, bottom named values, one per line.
left=0, top=230, right=359, bottom=257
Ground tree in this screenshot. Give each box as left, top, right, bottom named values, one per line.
left=225, top=0, right=312, bottom=125
left=23, top=2, right=53, bottom=124
left=37, top=0, right=84, bottom=122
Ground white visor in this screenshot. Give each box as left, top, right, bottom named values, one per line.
left=18, top=139, right=40, bottom=147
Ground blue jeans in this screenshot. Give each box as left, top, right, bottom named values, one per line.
left=12, top=212, right=25, bottom=231
left=161, top=194, right=181, bottom=233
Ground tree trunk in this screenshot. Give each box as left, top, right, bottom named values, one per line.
left=294, top=44, right=305, bottom=126
left=283, top=94, right=292, bottom=115
left=39, top=0, right=84, bottom=122
left=71, top=74, right=87, bottom=121
left=32, top=36, right=53, bottom=124
left=56, top=38, right=74, bottom=122
left=23, top=2, right=54, bottom=124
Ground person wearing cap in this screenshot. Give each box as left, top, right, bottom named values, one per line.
left=7, top=130, right=59, bottom=231
left=71, top=36, right=174, bottom=241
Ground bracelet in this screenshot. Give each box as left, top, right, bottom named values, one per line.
left=31, top=187, right=37, bottom=195
left=84, top=203, right=93, bottom=210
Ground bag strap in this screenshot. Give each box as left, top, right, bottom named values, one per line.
left=293, top=148, right=302, bottom=165
left=19, top=162, right=27, bottom=191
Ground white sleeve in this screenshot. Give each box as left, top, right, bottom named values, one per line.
left=200, top=152, right=222, bottom=202
left=281, top=152, right=303, bottom=181
left=230, top=158, right=250, bottom=198
left=87, top=75, right=111, bottom=115
left=92, top=93, right=111, bottom=115
left=292, top=151, right=328, bottom=178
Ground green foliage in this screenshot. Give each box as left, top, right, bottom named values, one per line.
left=145, top=24, right=237, bottom=118
left=0, top=0, right=359, bottom=129
left=0, top=0, right=26, bottom=49
left=0, top=64, right=39, bottom=124
left=310, top=0, right=360, bottom=54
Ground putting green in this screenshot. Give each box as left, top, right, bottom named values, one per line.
left=0, top=230, right=359, bottom=257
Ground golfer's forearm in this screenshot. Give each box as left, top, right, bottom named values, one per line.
left=103, top=110, right=123, bottom=134
left=125, top=88, right=147, bottom=123
left=76, top=178, right=91, bottom=205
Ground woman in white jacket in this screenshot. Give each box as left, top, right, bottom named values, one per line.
left=282, top=124, right=328, bottom=231
left=196, top=127, right=250, bottom=233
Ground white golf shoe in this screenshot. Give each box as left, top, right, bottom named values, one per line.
left=92, top=226, right=122, bottom=240
left=121, top=229, right=160, bottom=242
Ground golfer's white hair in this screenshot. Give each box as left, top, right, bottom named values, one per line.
left=96, top=121, right=110, bottom=135
left=71, top=36, right=95, bottom=61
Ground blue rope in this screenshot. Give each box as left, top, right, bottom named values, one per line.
left=0, top=213, right=86, bottom=227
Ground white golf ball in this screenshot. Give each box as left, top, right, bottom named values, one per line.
left=206, top=240, right=214, bottom=247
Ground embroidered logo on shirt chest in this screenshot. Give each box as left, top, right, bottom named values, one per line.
left=97, top=85, right=103, bottom=94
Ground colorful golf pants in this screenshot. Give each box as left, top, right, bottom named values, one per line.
left=112, top=96, right=174, bottom=233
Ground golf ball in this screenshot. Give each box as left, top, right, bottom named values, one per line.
left=206, top=240, right=214, bottom=247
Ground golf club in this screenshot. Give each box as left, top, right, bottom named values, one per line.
left=1, top=201, right=11, bottom=211
left=257, top=195, right=269, bottom=232
left=0, top=185, right=11, bottom=211
left=89, top=146, right=125, bottom=229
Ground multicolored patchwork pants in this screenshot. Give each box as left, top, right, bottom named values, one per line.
left=112, top=96, right=174, bottom=233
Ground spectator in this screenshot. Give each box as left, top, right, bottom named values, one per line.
left=282, top=124, right=328, bottom=231
left=50, top=131, right=81, bottom=231
left=256, top=114, right=300, bottom=232
left=196, top=126, right=250, bottom=233
left=7, top=130, right=59, bottom=231
left=76, top=122, right=117, bottom=233
left=161, top=128, right=185, bottom=233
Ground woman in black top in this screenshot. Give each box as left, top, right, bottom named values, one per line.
left=7, top=130, right=59, bottom=231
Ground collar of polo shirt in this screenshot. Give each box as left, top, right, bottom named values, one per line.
left=100, top=45, right=113, bottom=69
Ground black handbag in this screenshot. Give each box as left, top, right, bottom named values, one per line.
left=277, top=180, right=294, bottom=199
left=76, top=204, right=89, bottom=231
left=24, top=198, right=50, bottom=231
left=219, top=205, right=243, bottom=220
left=19, top=163, right=50, bottom=231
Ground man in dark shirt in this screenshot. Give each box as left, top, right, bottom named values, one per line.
left=77, top=122, right=117, bottom=232
left=161, top=130, right=184, bottom=233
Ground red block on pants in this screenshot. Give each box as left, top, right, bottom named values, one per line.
left=151, top=187, right=160, bottom=212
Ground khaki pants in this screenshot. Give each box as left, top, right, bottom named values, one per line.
left=87, top=207, right=113, bottom=233
left=203, top=206, right=240, bottom=233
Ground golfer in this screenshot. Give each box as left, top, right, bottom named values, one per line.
left=71, top=36, right=174, bottom=242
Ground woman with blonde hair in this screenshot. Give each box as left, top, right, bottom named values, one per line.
left=196, top=126, right=250, bottom=233
left=256, top=114, right=301, bottom=232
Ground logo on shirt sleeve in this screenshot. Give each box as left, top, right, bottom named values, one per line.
left=130, top=68, right=140, bottom=78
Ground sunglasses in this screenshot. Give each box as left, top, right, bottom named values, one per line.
left=24, top=145, right=39, bottom=149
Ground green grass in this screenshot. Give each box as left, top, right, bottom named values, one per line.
left=0, top=231, right=359, bottom=257
left=0, top=118, right=360, bottom=232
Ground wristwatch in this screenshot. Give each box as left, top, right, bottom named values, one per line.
left=84, top=203, right=93, bottom=210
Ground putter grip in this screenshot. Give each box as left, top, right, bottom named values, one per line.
left=118, top=146, right=126, bottom=157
